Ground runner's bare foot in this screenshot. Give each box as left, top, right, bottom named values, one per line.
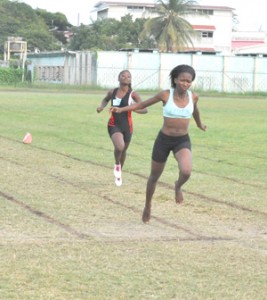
left=175, top=181, right=184, bottom=204
left=142, top=207, right=151, bottom=223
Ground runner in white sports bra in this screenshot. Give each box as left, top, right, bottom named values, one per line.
left=163, top=88, right=194, bottom=119
left=110, top=65, right=207, bottom=223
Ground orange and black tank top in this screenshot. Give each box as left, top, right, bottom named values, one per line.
left=108, top=88, right=134, bottom=133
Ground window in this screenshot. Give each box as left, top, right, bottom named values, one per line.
left=195, top=9, right=214, bottom=15
left=127, top=6, right=144, bottom=11
left=202, top=31, right=213, bottom=38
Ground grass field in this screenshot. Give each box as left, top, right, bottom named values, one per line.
left=0, top=89, right=266, bottom=299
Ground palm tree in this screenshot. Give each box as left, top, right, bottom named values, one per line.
left=140, top=0, right=199, bottom=52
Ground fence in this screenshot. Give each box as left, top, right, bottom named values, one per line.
left=27, top=51, right=267, bottom=93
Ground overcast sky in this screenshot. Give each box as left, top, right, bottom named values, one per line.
left=20, top=0, right=267, bottom=31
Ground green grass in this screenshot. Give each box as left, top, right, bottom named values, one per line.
left=0, top=89, right=266, bottom=299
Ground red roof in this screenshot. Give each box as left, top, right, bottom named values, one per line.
left=192, top=25, right=216, bottom=30
left=231, top=41, right=265, bottom=49
left=182, top=47, right=216, bottom=52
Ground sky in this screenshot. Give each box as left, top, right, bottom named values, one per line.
left=20, top=0, right=267, bottom=31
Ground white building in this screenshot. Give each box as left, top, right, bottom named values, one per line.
left=186, top=5, right=233, bottom=54
left=93, top=0, right=156, bottom=20
left=232, top=31, right=267, bottom=56
left=92, top=1, right=234, bottom=54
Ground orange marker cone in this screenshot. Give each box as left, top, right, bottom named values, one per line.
left=23, top=133, right=32, bottom=144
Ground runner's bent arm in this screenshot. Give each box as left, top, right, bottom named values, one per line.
left=192, top=93, right=206, bottom=131
left=97, top=90, right=113, bottom=113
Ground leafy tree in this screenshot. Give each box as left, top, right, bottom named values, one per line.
left=116, top=15, right=142, bottom=47
left=36, top=9, right=71, bottom=31
left=140, top=0, right=199, bottom=52
left=0, top=0, right=201, bottom=53
left=90, top=18, right=120, bottom=50
left=0, top=0, right=71, bottom=53
left=69, top=16, right=146, bottom=51
left=69, top=24, right=94, bottom=51
left=35, top=9, right=72, bottom=46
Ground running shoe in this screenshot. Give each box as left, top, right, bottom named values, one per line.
left=113, top=164, right=121, bottom=178
left=114, top=164, right=122, bottom=186
left=115, top=177, right=122, bottom=187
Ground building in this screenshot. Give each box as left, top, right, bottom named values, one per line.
left=92, top=0, right=156, bottom=21
left=186, top=5, right=233, bottom=54
left=92, top=1, right=234, bottom=54
left=232, top=31, right=267, bottom=56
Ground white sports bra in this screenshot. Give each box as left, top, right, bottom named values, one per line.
left=163, top=88, right=194, bottom=119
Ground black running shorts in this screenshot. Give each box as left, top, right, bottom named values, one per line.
left=152, top=130, right=191, bottom=163
left=108, top=125, right=132, bottom=143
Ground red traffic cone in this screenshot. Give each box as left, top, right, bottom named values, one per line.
left=23, top=133, right=32, bottom=144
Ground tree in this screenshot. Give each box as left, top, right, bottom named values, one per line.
left=36, top=9, right=72, bottom=46
left=0, top=0, right=71, bottom=53
left=36, top=9, right=71, bottom=31
left=116, top=15, right=146, bottom=48
left=69, top=16, right=146, bottom=51
left=69, top=19, right=121, bottom=51
left=140, top=0, right=199, bottom=52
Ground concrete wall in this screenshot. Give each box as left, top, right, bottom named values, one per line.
left=96, top=51, right=267, bottom=93
left=27, top=50, right=267, bottom=93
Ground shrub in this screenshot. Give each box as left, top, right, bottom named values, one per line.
left=0, top=67, right=23, bottom=84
